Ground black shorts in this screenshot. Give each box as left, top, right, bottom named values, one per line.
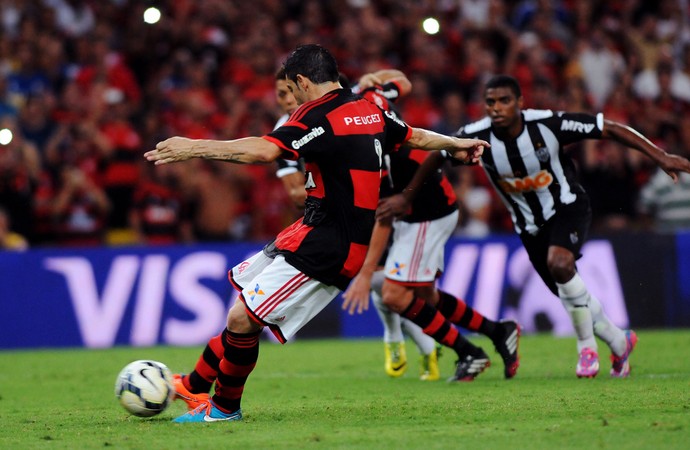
left=519, top=196, right=592, bottom=294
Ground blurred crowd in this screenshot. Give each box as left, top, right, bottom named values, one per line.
left=1, top=0, right=690, bottom=250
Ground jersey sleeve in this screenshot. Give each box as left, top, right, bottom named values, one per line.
left=275, top=158, right=301, bottom=178
left=263, top=122, right=325, bottom=160
left=381, top=109, right=412, bottom=152
left=546, top=112, right=604, bottom=146
left=353, top=81, right=401, bottom=103
left=377, top=81, right=403, bottom=103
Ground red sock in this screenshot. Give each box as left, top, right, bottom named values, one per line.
left=186, top=333, right=224, bottom=394
left=212, top=328, right=260, bottom=413
left=402, top=297, right=477, bottom=356
left=437, top=290, right=496, bottom=336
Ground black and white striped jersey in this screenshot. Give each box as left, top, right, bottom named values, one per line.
left=456, top=110, right=604, bottom=235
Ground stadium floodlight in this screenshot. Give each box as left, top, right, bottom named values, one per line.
left=143, top=7, right=161, bottom=24
left=0, top=128, right=13, bottom=145
left=422, top=17, right=440, bottom=35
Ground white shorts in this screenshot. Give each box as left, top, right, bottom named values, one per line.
left=229, top=251, right=340, bottom=343
left=384, top=210, right=459, bottom=285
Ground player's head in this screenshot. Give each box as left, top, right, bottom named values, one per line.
left=283, top=45, right=339, bottom=103
left=484, top=75, right=523, bottom=130
left=275, top=66, right=298, bottom=115
left=283, top=44, right=340, bottom=85
left=485, top=75, right=522, bottom=101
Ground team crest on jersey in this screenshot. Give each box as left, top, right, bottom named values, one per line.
left=570, top=232, right=579, bottom=244
left=248, top=283, right=265, bottom=301
left=389, top=262, right=406, bottom=276
left=535, top=144, right=549, bottom=162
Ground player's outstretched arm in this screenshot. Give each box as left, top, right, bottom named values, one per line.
left=603, top=120, right=690, bottom=182
left=144, top=136, right=282, bottom=165
left=406, top=127, right=488, bottom=164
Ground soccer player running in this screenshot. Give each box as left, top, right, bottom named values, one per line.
left=144, top=44, right=489, bottom=423
left=450, top=74, right=690, bottom=378
left=344, top=72, right=520, bottom=382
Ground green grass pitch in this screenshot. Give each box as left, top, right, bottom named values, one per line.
left=1, top=330, right=689, bottom=449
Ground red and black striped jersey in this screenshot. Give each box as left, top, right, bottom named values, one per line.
left=273, top=113, right=305, bottom=178
left=381, top=148, right=457, bottom=223
left=359, top=83, right=457, bottom=223
left=262, top=88, right=411, bottom=290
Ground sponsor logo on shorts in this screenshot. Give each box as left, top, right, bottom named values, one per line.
left=274, top=316, right=286, bottom=322
left=389, top=262, right=406, bottom=276
left=248, top=283, right=265, bottom=301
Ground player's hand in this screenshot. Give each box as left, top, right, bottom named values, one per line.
left=450, top=138, right=489, bottom=164
left=659, top=153, right=690, bottom=183
left=357, top=73, right=383, bottom=90
left=342, top=273, right=372, bottom=315
left=376, top=194, right=410, bottom=222
left=144, top=137, right=198, bottom=165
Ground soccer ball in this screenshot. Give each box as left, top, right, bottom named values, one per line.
left=114, top=360, right=175, bottom=417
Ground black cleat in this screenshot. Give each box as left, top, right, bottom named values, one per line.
left=447, top=348, right=490, bottom=382
left=492, top=320, right=521, bottom=379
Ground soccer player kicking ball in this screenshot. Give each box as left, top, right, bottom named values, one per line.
left=144, top=44, right=489, bottom=423
left=454, top=74, right=690, bottom=378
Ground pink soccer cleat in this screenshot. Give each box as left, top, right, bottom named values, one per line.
left=610, top=330, right=638, bottom=378
left=576, top=347, right=599, bottom=378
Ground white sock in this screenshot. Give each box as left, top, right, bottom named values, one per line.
left=589, top=295, right=627, bottom=356
left=371, top=280, right=404, bottom=343
left=401, top=317, right=436, bottom=355
left=557, top=273, right=596, bottom=352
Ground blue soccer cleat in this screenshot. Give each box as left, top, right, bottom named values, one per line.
left=173, top=401, right=243, bottom=423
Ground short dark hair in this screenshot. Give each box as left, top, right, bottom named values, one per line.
left=485, top=75, right=522, bottom=99
left=283, top=44, right=339, bottom=85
